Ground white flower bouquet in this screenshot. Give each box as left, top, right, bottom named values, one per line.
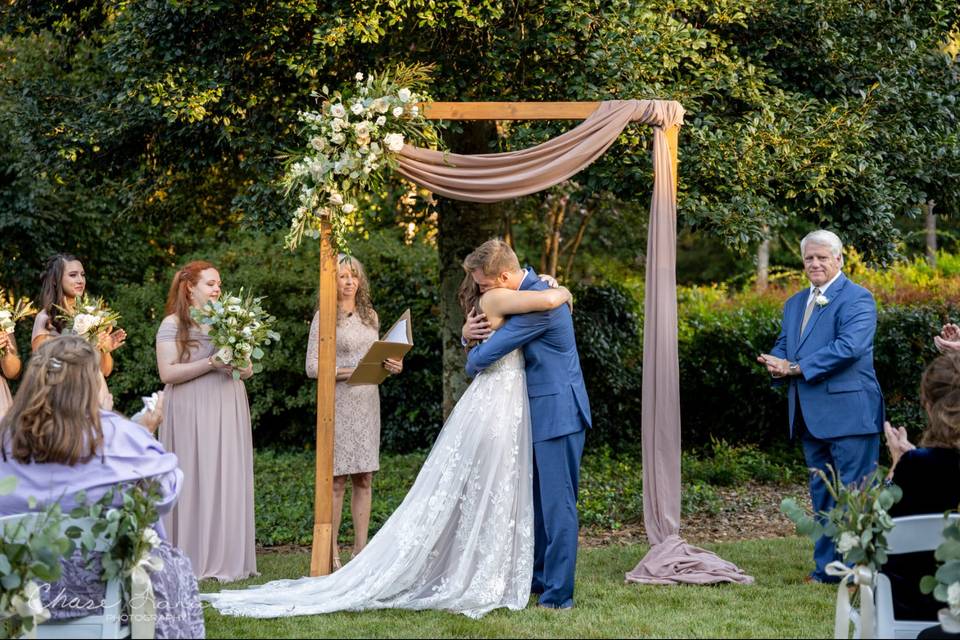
left=190, top=289, right=280, bottom=380
left=56, top=294, right=121, bottom=349
left=282, top=64, right=444, bottom=250
left=0, top=289, right=36, bottom=356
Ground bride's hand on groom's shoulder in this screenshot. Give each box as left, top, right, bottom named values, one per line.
left=539, top=274, right=559, bottom=289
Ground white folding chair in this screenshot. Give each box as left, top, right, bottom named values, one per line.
left=0, top=512, right=129, bottom=639
left=874, top=513, right=960, bottom=639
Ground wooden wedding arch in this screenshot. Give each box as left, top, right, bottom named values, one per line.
left=308, top=101, right=679, bottom=577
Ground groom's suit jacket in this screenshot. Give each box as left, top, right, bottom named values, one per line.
left=465, top=269, right=592, bottom=443
left=771, top=272, right=884, bottom=440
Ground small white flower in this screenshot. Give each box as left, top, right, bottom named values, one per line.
left=342, top=203, right=356, bottom=214
left=355, top=72, right=364, bottom=81
left=397, top=88, right=412, bottom=103
left=836, top=531, right=860, bottom=554
left=329, top=192, right=343, bottom=206
left=392, top=106, right=404, bottom=118
left=142, top=527, right=161, bottom=549
left=216, top=347, right=234, bottom=364
left=815, top=294, right=829, bottom=307
left=371, top=98, right=389, bottom=114
left=72, top=313, right=99, bottom=337
left=329, top=103, right=346, bottom=119
left=384, top=132, right=405, bottom=152
left=375, top=115, right=386, bottom=126
left=11, top=581, right=49, bottom=622
left=410, top=105, right=419, bottom=116
left=330, top=132, right=346, bottom=145
left=310, top=136, right=325, bottom=152
left=948, top=581, right=960, bottom=611
left=353, top=121, right=370, bottom=135
left=350, top=102, right=365, bottom=116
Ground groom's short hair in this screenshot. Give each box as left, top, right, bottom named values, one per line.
left=463, top=239, right=521, bottom=276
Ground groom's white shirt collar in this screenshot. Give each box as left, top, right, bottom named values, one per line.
left=807, top=270, right=843, bottom=303
left=516, top=268, right=529, bottom=291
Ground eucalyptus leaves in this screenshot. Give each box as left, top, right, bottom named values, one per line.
left=920, top=513, right=960, bottom=631
left=781, top=466, right=902, bottom=571
left=190, top=289, right=280, bottom=379
left=282, top=64, right=443, bottom=251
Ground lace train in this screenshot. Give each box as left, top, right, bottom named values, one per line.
left=202, top=348, right=533, bottom=619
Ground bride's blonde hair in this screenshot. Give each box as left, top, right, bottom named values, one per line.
left=0, top=336, right=103, bottom=465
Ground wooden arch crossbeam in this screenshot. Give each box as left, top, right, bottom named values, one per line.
left=309, top=101, right=679, bottom=576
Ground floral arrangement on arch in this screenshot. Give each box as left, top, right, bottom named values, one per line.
left=282, top=64, right=444, bottom=250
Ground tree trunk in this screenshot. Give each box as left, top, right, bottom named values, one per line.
left=756, top=226, right=770, bottom=292
left=438, top=121, right=502, bottom=418
left=925, top=200, right=937, bottom=267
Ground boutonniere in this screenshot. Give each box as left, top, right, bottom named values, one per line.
left=815, top=294, right=830, bottom=307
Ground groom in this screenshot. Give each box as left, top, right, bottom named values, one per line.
left=461, top=239, right=592, bottom=610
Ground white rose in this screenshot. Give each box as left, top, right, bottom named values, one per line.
left=836, top=531, right=860, bottom=554
left=815, top=294, right=830, bottom=307
left=142, top=527, right=161, bottom=549
left=392, top=106, right=404, bottom=117
left=72, top=313, right=98, bottom=337
left=353, top=121, right=370, bottom=135
left=331, top=118, right=343, bottom=132
left=350, top=102, right=365, bottom=116
left=216, top=347, right=233, bottom=364
left=375, top=115, right=386, bottom=126
left=331, top=132, right=346, bottom=145
left=330, top=104, right=346, bottom=119
left=398, top=88, right=412, bottom=103
left=11, top=581, right=49, bottom=622
left=357, top=133, right=371, bottom=146
left=384, top=133, right=405, bottom=152
left=342, top=203, right=356, bottom=214
left=0, top=310, right=11, bottom=320
left=355, top=72, right=364, bottom=81
left=372, top=98, right=389, bottom=114
left=329, top=192, right=344, bottom=206
left=310, top=136, right=325, bottom=152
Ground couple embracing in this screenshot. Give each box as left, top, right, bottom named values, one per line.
left=204, top=239, right=592, bottom=618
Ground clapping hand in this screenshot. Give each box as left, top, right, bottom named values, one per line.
left=883, top=420, right=915, bottom=474
left=934, top=323, right=960, bottom=353
left=0, top=332, right=16, bottom=355
left=757, top=353, right=790, bottom=377
left=97, top=328, right=127, bottom=353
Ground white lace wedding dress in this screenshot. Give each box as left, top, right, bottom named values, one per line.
left=202, top=343, right=534, bottom=619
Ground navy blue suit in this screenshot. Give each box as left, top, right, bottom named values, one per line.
left=770, top=272, right=883, bottom=581
left=466, top=269, right=591, bottom=608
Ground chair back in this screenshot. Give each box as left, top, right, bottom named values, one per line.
left=886, top=513, right=960, bottom=554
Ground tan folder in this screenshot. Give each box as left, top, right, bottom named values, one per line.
left=347, top=309, right=413, bottom=385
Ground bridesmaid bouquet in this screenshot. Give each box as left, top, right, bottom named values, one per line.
left=0, top=290, right=37, bottom=356
left=56, top=294, right=121, bottom=349
left=190, top=289, right=280, bottom=380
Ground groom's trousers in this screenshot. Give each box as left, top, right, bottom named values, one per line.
left=532, top=428, right=586, bottom=608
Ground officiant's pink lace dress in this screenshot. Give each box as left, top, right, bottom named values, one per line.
left=306, top=311, right=381, bottom=475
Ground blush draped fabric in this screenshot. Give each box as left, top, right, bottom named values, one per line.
left=398, top=99, right=752, bottom=585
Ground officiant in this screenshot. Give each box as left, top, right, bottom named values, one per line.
left=306, top=254, right=403, bottom=570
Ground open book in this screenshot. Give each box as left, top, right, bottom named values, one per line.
left=347, top=309, right=413, bottom=385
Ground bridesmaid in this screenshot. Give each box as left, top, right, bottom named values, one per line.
left=155, top=261, right=257, bottom=582
left=32, top=254, right=126, bottom=377
left=0, top=330, right=21, bottom=419
left=306, top=254, right=402, bottom=568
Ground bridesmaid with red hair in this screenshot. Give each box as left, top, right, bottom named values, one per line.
left=155, top=261, right=257, bottom=582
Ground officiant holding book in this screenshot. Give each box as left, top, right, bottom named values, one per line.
left=306, top=254, right=403, bottom=569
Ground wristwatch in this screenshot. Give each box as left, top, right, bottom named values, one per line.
left=788, top=361, right=801, bottom=376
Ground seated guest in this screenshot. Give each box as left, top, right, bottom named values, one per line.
left=0, top=336, right=205, bottom=638
left=882, top=353, right=960, bottom=622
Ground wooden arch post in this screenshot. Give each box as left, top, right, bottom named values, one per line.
left=309, top=102, right=679, bottom=576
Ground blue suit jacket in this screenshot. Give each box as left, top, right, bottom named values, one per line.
left=465, top=270, right=592, bottom=443
left=771, top=272, right=884, bottom=439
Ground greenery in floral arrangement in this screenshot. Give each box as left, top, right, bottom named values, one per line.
left=281, top=63, right=445, bottom=251
left=66, top=480, right=164, bottom=606
left=920, top=512, right=960, bottom=625
left=781, top=466, right=902, bottom=571
left=0, top=477, right=72, bottom=639
left=0, top=290, right=36, bottom=358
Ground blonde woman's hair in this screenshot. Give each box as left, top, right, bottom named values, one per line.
left=919, top=353, right=960, bottom=449
left=0, top=336, right=104, bottom=465
left=337, top=254, right=378, bottom=330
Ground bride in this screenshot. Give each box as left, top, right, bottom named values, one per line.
left=202, top=275, right=573, bottom=619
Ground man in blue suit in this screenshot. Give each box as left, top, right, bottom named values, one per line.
left=461, top=239, right=591, bottom=609
left=758, top=229, right=883, bottom=583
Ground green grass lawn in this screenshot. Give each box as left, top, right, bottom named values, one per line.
left=200, top=537, right=833, bottom=638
